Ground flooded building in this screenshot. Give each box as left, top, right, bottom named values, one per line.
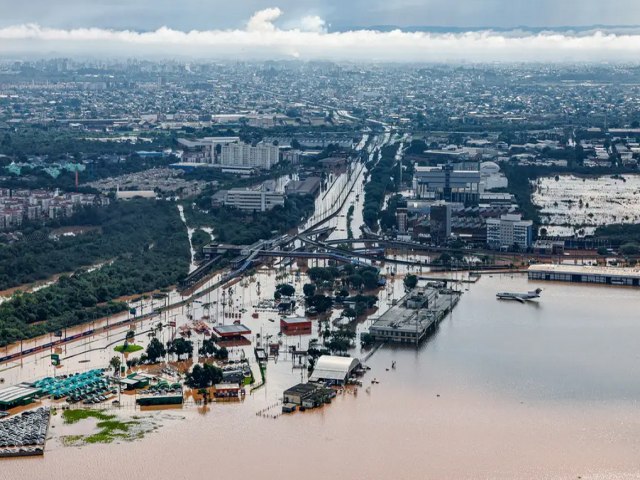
left=308, top=356, right=361, bottom=386
left=528, top=264, right=640, bottom=287
left=369, top=287, right=460, bottom=344
left=280, top=317, right=312, bottom=335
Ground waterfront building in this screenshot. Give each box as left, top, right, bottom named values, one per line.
left=486, top=213, right=533, bottom=250
left=308, top=355, right=361, bottom=386
left=528, top=264, right=640, bottom=287
left=369, top=287, right=460, bottom=344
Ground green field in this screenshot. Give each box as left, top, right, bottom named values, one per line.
left=114, top=344, right=144, bottom=354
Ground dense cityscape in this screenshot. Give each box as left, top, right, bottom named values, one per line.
left=2, top=3, right=640, bottom=479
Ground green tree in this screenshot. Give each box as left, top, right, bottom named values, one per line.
left=347, top=274, right=364, bottom=290
left=276, top=284, right=295, bottom=297
left=306, top=294, right=333, bottom=313
left=110, top=356, right=122, bottom=375
left=167, top=338, right=193, bottom=358
left=620, top=243, right=640, bottom=256
left=186, top=363, right=224, bottom=388
left=303, top=283, right=316, bottom=297
left=361, top=270, right=379, bottom=290
left=404, top=274, right=418, bottom=290
left=343, top=307, right=357, bottom=319
left=215, top=346, right=229, bottom=360
left=146, top=337, right=166, bottom=363
left=360, top=332, right=375, bottom=347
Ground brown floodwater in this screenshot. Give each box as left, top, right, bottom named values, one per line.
left=3, top=274, right=640, bottom=479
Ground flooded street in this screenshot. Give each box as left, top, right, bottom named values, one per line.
left=3, top=274, right=640, bottom=479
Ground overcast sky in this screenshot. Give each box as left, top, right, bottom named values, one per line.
left=0, top=2, right=639, bottom=61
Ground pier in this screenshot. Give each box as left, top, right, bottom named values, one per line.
left=369, top=286, right=460, bottom=344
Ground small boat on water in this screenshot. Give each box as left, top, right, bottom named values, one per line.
left=496, top=288, right=543, bottom=303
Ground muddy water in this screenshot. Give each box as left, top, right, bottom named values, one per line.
left=3, top=274, right=640, bottom=479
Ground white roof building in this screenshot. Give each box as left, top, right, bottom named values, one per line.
left=309, top=355, right=360, bottom=385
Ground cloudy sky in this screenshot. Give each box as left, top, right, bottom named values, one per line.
left=1, top=0, right=638, bottom=30
left=0, top=1, right=639, bottom=61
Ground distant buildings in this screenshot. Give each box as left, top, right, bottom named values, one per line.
left=177, top=137, right=280, bottom=171
left=486, top=213, right=533, bottom=250
left=0, top=188, right=105, bottom=230
left=177, top=137, right=240, bottom=164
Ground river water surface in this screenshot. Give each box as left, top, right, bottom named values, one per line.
left=4, top=274, right=640, bottom=479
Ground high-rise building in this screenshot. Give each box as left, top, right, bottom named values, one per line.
left=396, top=207, right=408, bottom=233
left=429, top=202, right=452, bottom=244
left=220, top=143, right=280, bottom=170
left=486, top=214, right=533, bottom=250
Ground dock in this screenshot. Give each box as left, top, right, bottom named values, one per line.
left=369, top=287, right=460, bottom=344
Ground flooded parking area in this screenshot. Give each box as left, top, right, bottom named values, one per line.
left=532, top=174, right=640, bottom=235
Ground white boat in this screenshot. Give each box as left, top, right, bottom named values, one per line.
left=496, top=288, right=542, bottom=303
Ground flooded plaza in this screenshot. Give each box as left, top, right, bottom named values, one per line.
left=2, top=272, right=640, bottom=479
left=532, top=174, right=640, bottom=236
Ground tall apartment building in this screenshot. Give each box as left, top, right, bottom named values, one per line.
left=486, top=213, right=533, bottom=250
left=429, top=202, right=452, bottom=244
left=396, top=207, right=408, bottom=233
left=220, top=143, right=280, bottom=170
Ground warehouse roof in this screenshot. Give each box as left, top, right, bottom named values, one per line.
left=309, top=355, right=360, bottom=382
left=0, top=384, right=40, bottom=406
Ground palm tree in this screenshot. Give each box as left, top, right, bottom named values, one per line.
left=110, top=356, right=122, bottom=376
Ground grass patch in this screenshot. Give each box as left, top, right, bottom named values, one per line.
left=86, top=419, right=138, bottom=444
left=61, top=409, right=143, bottom=445
left=114, top=344, right=143, bottom=353
left=62, top=409, right=115, bottom=424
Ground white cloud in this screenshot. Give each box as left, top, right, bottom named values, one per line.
left=298, top=15, right=327, bottom=33
left=0, top=8, right=639, bottom=61
left=246, top=7, right=282, bottom=33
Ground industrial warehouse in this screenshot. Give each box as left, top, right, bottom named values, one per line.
left=528, top=264, right=640, bottom=287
